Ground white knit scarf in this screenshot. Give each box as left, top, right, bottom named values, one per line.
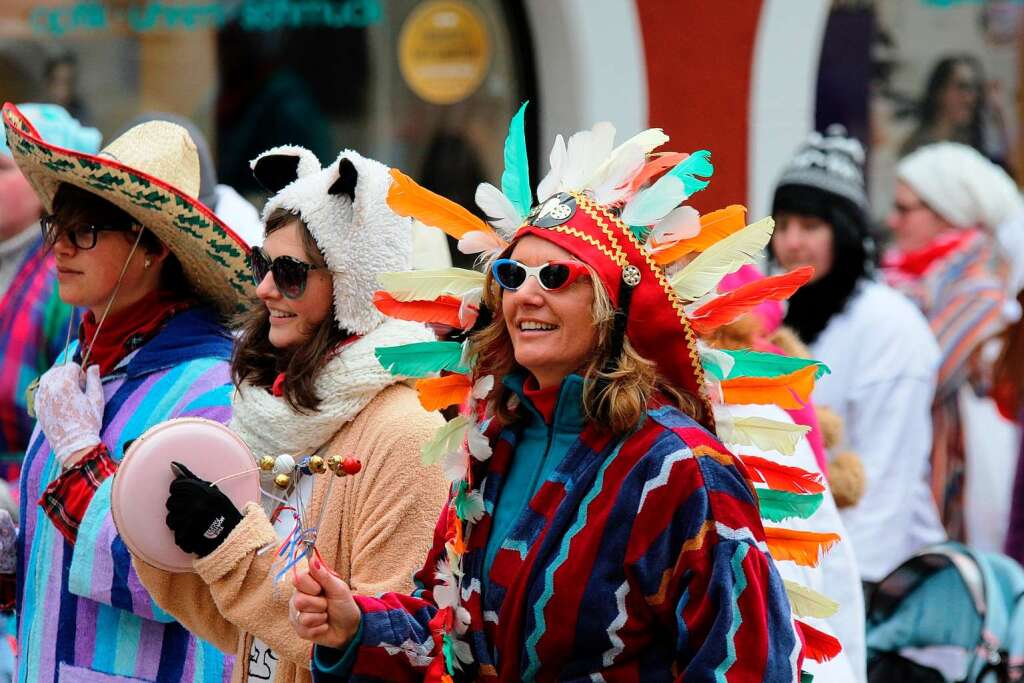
left=229, top=319, right=434, bottom=458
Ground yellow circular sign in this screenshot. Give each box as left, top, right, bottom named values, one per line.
left=398, top=0, right=492, bottom=105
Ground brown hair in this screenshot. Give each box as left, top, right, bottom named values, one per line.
left=231, top=208, right=350, bottom=413
left=50, top=183, right=192, bottom=298
left=471, top=254, right=703, bottom=435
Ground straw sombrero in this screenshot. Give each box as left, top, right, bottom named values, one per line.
left=2, top=102, right=252, bottom=314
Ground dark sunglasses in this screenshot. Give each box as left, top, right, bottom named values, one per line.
left=250, top=246, right=334, bottom=299
left=491, top=258, right=589, bottom=292
left=40, top=215, right=136, bottom=250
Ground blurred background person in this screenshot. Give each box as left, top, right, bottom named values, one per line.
left=770, top=125, right=945, bottom=588
left=899, top=55, right=1012, bottom=171
left=0, top=104, right=96, bottom=483
left=884, top=141, right=1021, bottom=544
left=43, top=51, right=89, bottom=124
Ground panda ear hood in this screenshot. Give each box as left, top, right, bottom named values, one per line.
left=328, top=157, right=358, bottom=201
left=250, top=146, right=322, bottom=194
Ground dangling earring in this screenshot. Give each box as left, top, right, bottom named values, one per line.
left=144, top=256, right=152, bottom=269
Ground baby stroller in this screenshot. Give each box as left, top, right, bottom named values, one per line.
left=866, top=542, right=1024, bottom=682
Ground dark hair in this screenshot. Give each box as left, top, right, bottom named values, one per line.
left=231, top=208, right=350, bottom=413
left=770, top=184, right=872, bottom=344
left=50, top=183, right=192, bottom=298
left=917, top=55, right=984, bottom=150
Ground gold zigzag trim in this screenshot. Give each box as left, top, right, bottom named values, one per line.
left=567, top=194, right=714, bottom=426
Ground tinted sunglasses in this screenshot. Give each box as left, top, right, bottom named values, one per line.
left=250, top=246, right=333, bottom=299
left=40, top=215, right=137, bottom=251
left=491, top=258, right=589, bottom=292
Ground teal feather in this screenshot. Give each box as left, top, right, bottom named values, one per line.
left=664, top=149, right=714, bottom=195
left=757, top=489, right=824, bottom=522
left=721, top=349, right=830, bottom=380
left=620, top=175, right=686, bottom=226
left=501, top=102, right=532, bottom=219
left=374, top=341, right=469, bottom=378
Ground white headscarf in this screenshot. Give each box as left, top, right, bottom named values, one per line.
left=897, top=142, right=1023, bottom=231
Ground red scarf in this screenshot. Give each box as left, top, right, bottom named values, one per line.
left=884, top=229, right=979, bottom=278
left=78, top=290, right=193, bottom=375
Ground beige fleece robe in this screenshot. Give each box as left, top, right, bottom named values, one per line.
left=134, top=384, right=448, bottom=682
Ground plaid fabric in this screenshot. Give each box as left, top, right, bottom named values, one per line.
left=0, top=236, right=79, bottom=481
left=38, top=443, right=116, bottom=544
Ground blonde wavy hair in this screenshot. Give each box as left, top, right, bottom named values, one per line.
left=471, top=254, right=704, bottom=436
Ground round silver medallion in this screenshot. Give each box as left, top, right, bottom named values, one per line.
left=622, top=265, right=642, bottom=286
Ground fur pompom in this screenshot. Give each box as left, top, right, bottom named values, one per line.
left=827, top=451, right=865, bottom=509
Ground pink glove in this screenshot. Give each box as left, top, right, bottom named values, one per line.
left=33, top=364, right=104, bottom=467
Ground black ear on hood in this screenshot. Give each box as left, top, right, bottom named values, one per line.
left=252, top=153, right=302, bottom=194
left=328, top=158, right=358, bottom=201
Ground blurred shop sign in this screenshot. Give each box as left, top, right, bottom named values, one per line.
left=398, top=0, right=490, bottom=105
left=29, top=0, right=382, bottom=36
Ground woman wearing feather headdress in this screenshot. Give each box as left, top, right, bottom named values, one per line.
left=131, top=147, right=450, bottom=682
left=289, top=105, right=845, bottom=681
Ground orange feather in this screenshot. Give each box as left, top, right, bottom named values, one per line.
left=740, top=455, right=825, bottom=494
left=720, top=364, right=818, bottom=410
left=625, top=152, right=688, bottom=196
left=689, top=267, right=815, bottom=335
left=387, top=168, right=492, bottom=240
left=653, top=204, right=747, bottom=264
left=373, top=291, right=477, bottom=329
left=764, top=527, right=841, bottom=568
left=415, top=374, right=472, bottom=411
left=795, top=620, right=843, bottom=662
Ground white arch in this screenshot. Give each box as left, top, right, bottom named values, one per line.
left=523, top=0, right=648, bottom=153
left=749, top=0, right=831, bottom=216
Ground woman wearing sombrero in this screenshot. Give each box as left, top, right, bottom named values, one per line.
left=290, top=107, right=845, bottom=680
left=1, top=102, right=250, bottom=681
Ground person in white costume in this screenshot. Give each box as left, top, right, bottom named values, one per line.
left=770, top=126, right=945, bottom=583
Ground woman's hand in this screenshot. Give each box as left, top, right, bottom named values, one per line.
left=34, top=364, right=104, bottom=467
left=165, top=462, right=242, bottom=557
left=290, top=556, right=361, bottom=649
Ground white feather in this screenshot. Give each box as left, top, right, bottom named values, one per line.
left=669, top=217, right=775, bottom=301
left=590, top=143, right=646, bottom=205
left=560, top=122, right=616, bottom=192
left=588, top=128, right=669, bottom=184
left=537, top=134, right=566, bottom=202
left=475, top=182, right=521, bottom=229
left=457, top=230, right=507, bottom=255
left=646, top=206, right=701, bottom=252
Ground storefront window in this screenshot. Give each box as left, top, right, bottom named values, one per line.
left=0, top=0, right=535, bottom=261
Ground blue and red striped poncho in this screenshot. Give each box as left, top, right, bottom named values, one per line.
left=325, top=398, right=802, bottom=681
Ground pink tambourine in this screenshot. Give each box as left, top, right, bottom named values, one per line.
left=111, top=417, right=261, bottom=572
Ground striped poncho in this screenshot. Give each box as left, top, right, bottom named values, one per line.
left=16, top=308, right=236, bottom=682
left=326, top=401, right=801, bottom=681
left=0, top=236, right=78, bottom=480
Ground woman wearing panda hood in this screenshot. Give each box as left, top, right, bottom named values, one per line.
left=133, top=147, right=449, bottom=682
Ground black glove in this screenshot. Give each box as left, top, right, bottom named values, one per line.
left=165, top=462, right=243, bottom=557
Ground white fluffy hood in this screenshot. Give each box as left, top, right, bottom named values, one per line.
left=251, top=146, right=414, bottom=334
